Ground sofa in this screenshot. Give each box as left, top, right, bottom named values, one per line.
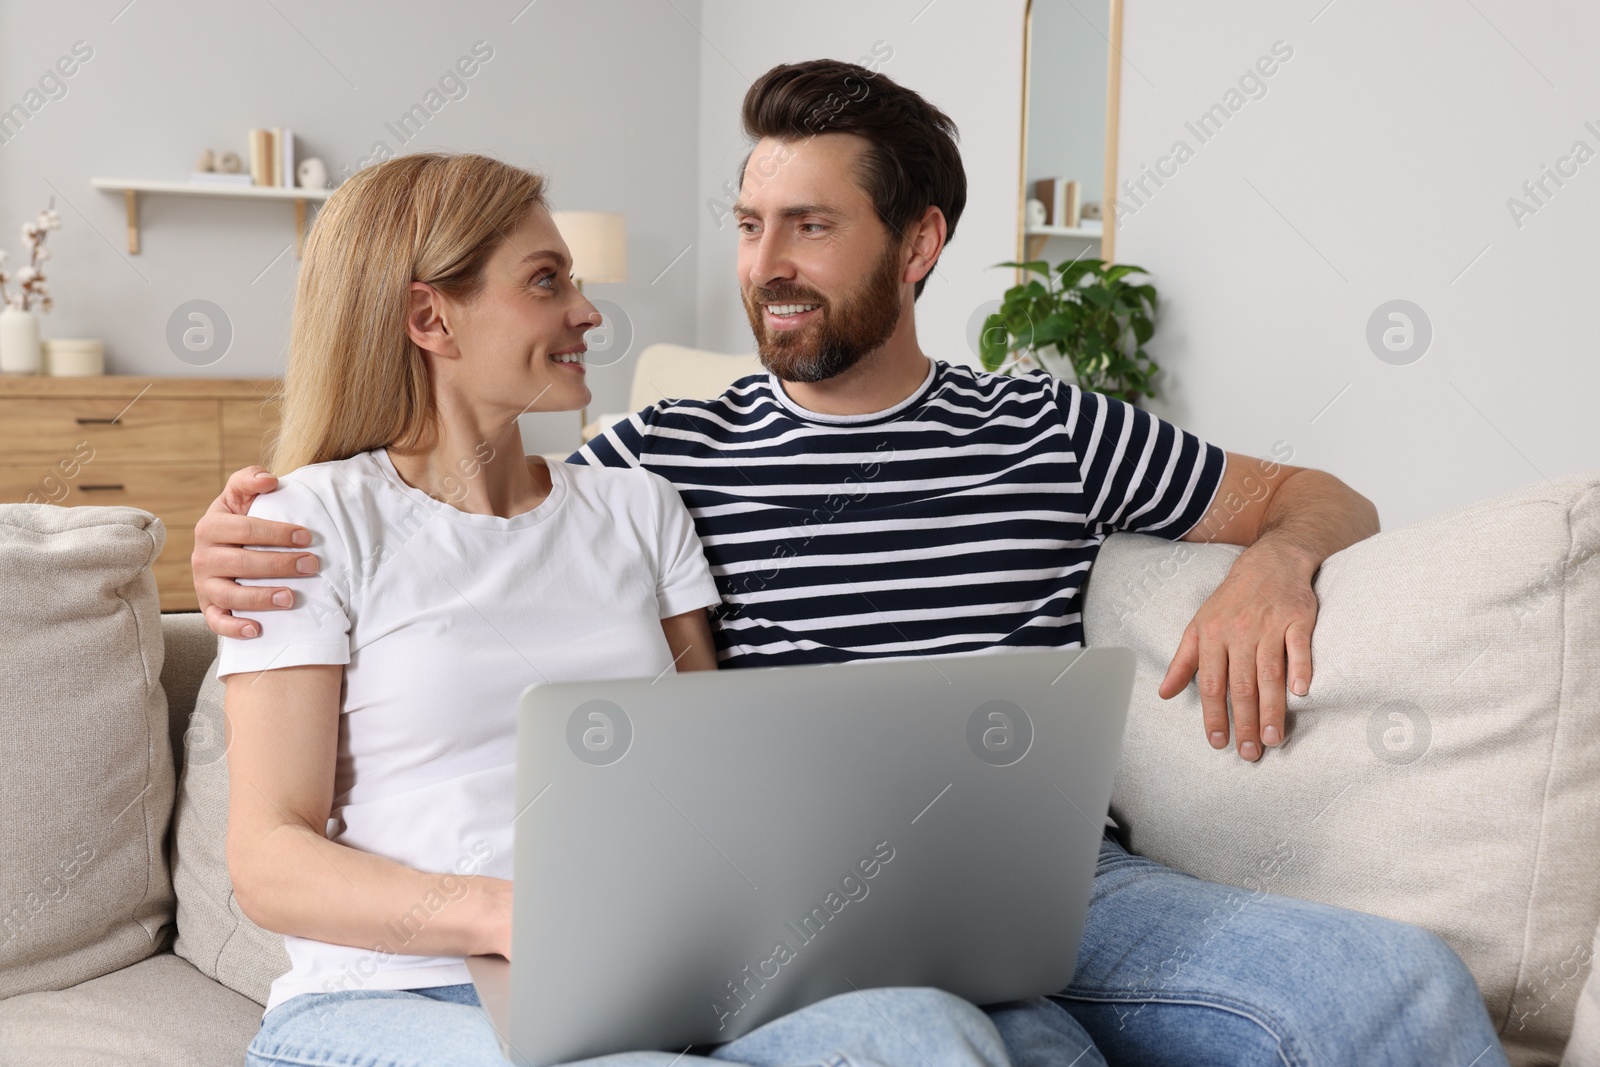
left=1, top=471, right=1597, bottom=1067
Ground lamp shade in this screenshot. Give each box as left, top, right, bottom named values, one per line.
left=551, top=211, right=627, bottom=284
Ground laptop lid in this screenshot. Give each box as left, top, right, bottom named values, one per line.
left=478, top=645, right=1134, bottom=1066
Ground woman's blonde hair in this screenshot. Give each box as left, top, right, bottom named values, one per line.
left=268, top=152, right=548, bottom=473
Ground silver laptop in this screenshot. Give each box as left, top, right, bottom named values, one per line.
left=466, top=646, right=1135, bottom=1067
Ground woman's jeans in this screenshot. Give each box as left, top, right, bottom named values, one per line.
left=247, top=833, right=1510, bottom=1067
left=246, top=984, right=1013, bottom=1067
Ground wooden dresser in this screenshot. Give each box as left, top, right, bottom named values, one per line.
left=0, top=376, right=280, bottom=611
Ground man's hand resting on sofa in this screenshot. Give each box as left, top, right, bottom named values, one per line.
left=1159, top=457, right=1380, bottom=762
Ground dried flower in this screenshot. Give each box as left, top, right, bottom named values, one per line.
left=1, top=198, right=59, bottom=314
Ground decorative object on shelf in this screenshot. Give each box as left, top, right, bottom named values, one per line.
left=551, top=211, right=628, bottom=443
left=42, top=339, right=105, bottom=377
left=1025, top=198, right=1048, bottom=228
left=217, top=151, right=242, bottom=174
left=296, top=157, right=329, bottom=190
left=92, top=177, right=331, bottom=258
left=0, top=200, right=61, bottom=376
left=0, top=307, right=42, bottom=375
left=192, top=145, right=252, bottom=186
left=1081, top=200, right=1102, bottom=220
left=980, top=257, right=1161, bottom=406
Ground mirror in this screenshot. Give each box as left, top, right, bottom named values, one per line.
left=1016, top=0, right=1123, bottom=265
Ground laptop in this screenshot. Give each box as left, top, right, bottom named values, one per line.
left=466, top=645, right=1136, bottom=1067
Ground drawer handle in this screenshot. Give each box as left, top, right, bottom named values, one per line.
left=78, top=484, right=127, bottom=492
left=75, top=417, right=122, bottom=425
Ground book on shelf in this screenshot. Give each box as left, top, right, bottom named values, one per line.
left=1032, top=177, right=1083, bottom=229
left=278, top=128, right=295, bottom=190
left=1061, top=180, right=1081, bottom=229
left=248, top=128, right=270, bottom=187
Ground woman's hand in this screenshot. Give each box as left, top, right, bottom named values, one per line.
left=470, top=875, right=516, bottom=960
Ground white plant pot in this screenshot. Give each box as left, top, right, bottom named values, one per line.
left=0, top=306, right=43, bottom=375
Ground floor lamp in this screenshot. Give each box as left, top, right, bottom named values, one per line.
left=551, top=211, right=627, bottom=447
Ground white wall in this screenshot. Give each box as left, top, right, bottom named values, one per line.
left=0, top=0, right=703, bottom=456
left=7, top=1, right=1592, bottom=517
left=1113, top=0, right=1600, bottom=528
left=692, top=0, right=1030, bottom=370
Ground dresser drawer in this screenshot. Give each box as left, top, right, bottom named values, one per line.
left=0, top=397, right=220, bottom=464
left=0, top=460, right=217, bottom=511
left=0, top=463, right=219, bottom=611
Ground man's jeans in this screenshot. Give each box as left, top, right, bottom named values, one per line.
left=247, top=983, right=1013, bottom=1067
left=986, top=831, right=1513, bottom=1067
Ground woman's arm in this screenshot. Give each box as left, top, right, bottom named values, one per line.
left=224, top=664, right=514, bottom=959
left=661, top=608, right=718, bottom=672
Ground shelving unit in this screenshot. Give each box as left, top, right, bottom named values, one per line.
left=1023, top=219, right=1104, bottom=261
left=90, top=178, right=333, bottom=258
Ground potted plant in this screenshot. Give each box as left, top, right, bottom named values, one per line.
left=979, top=257, right=1161, bottom=405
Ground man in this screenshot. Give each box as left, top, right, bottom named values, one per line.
left=193, top=59, right=1509, bottom=1067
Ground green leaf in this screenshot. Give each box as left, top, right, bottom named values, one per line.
left=996, top=259, right=1054, bottom=277
left=1080, top=286, right=1114, bottom=309
left=978, top=313, right=1009, bottom=372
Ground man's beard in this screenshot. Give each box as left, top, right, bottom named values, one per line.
left=742, top=242, right=904, bottom=384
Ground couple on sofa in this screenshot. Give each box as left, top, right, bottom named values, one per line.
left=194, top=58, right=1510, bottom=1067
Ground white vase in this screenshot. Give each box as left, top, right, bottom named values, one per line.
left=0, top=306, right=43, bottom=375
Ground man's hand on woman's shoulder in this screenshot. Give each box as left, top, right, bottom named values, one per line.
left=192, top=466, right=320, bottom=639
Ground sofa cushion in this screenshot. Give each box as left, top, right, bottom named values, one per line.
left=1083, top=471, right=1600, bottom=1067
left=159, top=612, right=219, bottom=783
left=0, top=949, right=262, bottom=1066
left=1561, top=917, right=1600, bottom=1067
left=170, top=658, right=291, bottom=1006
left=0, top=504, right=175, bottom=998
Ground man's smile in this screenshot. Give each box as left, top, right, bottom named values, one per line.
left=763, top=303, right=822, bottom=330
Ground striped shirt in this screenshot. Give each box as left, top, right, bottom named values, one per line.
left=572, top=359, right=1226, bottom=669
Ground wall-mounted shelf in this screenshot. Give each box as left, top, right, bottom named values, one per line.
left=1023, top=219, right=1104, bottom=260
left=1025, top=220, right=1104, bottom=239
left=90, top=178, right=334, bottom=259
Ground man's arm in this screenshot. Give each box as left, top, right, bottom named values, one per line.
left=192, top=466, right=319, bottom=638
left=1159, top=451, right=1379, bottom=761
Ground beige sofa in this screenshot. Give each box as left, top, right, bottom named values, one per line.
left=1, top=472, right=1597, bottom=1067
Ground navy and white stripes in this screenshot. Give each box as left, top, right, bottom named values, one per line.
left=573, top=360, right=1226, bottom=668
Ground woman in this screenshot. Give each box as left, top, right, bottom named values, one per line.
left=218, top=152, right=1013, bottom=1067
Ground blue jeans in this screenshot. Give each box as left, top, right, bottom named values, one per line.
left=984, top=831, right=1511, bottom=1067
left=246, top=983, right=1014, bottom=1067
left=247, top=833, right=1511, bottom=1067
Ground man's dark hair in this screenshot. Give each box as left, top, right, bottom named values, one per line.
left=741, top=59, right=966, bottom=300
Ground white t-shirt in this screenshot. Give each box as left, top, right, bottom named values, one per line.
left=217, top=448, right=720, bottom=1015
